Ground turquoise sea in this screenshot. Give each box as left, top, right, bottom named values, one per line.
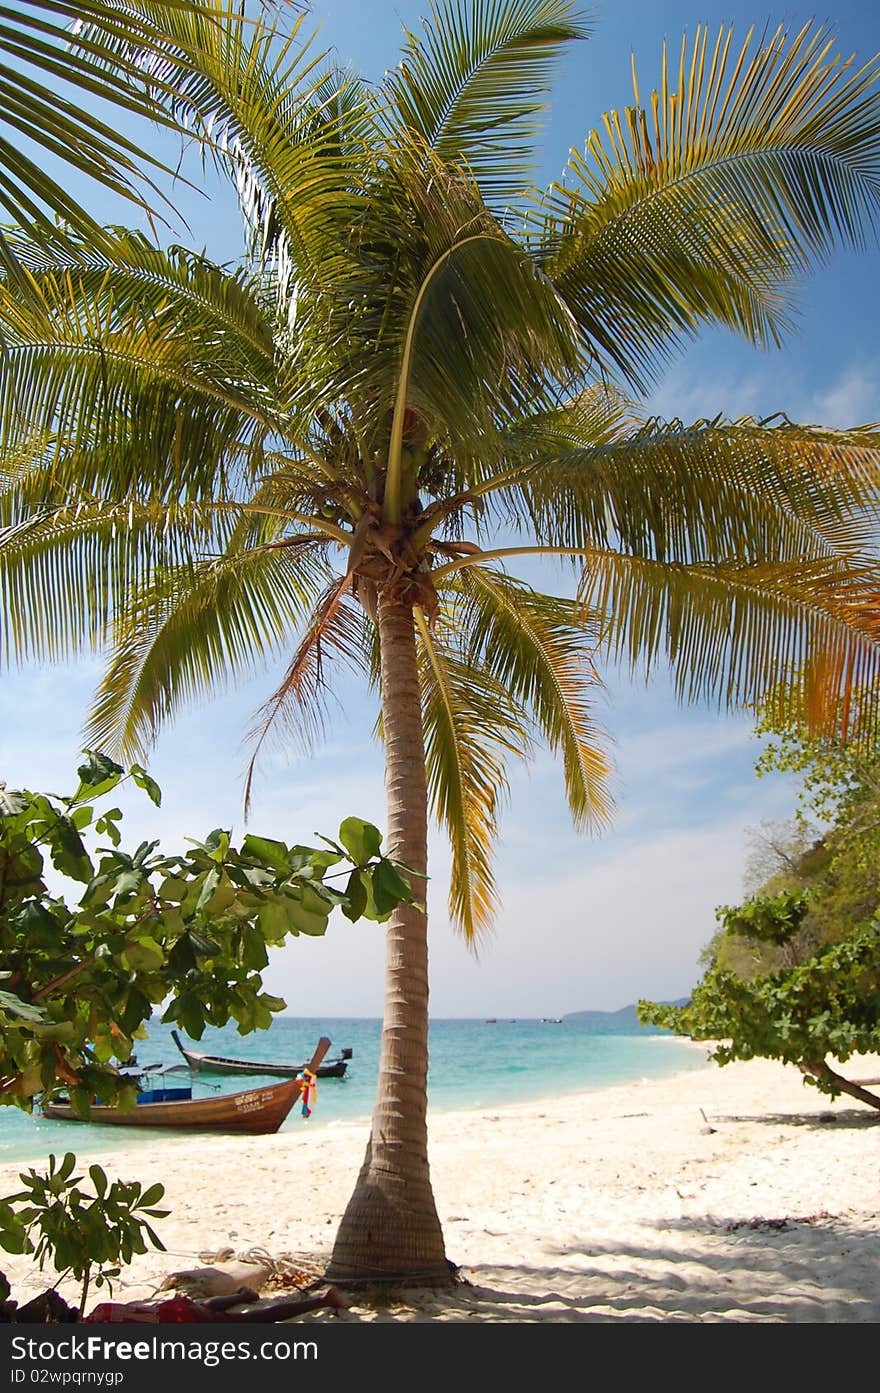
left=0, top=1017, right=707, bottom=1165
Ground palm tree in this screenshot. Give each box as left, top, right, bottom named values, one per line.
left=4, top=0, right=880, bottom=1282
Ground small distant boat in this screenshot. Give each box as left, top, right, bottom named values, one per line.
left=485, top=1018, right=497, bottom=1024
left=42, top=1040, right=331, bottom=1135
left=540, top=1017, right=563, bottom=1024
left=171, top=1029, right=351, bottom=1079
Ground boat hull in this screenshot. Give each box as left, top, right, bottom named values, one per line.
left=170, top=1030, right=348, bottom=1079
left=184, top=1056, right=348, bottom=1079
left=43, top=1079, right=303, bottom=1135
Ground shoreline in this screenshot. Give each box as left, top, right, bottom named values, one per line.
left=0, top=1032, right=706, bottom=1166
left=2, top=1050, right=879, bottom=1321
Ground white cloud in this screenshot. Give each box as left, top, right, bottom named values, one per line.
left=812, top=365, right=880, bottom=428
left=614, top=717, right=755, bottom=783
left=415, top=812, right=777, bottom=1018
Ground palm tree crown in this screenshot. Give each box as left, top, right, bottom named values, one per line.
left=4, top=0, right=880, bottom=1278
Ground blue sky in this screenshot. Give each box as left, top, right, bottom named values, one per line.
left=1, top=1, right=878, bottom=1017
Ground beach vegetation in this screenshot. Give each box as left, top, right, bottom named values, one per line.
left=5, top=0, right=880, bottom=1278
left=640, top=906, right=880, bottom=1110
left=0, top=1152, right=168, bottom=1317
left=0, top=757, right=416, bottom=1112
left=641, top=704, right=880, bottom=1109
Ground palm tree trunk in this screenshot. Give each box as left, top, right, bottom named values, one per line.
left=326, top=588, right=450, bottom=1285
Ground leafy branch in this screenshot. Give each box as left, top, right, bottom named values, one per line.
left=0, top=755, right=418, bottom=1113
left=0, top=1152, right=168, bottom=1316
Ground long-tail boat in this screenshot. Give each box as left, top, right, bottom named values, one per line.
left=170, top=1029, right=352, bottom=1079
left=42, top=1039, right=330, bottom=1134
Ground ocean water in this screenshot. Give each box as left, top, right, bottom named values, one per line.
left=0, top=1016, right=706, bottom=1167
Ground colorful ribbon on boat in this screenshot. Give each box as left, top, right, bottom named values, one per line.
left=297, top=1068, right=317, bottom=1118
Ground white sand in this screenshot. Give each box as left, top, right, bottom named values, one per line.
left=3, top=1050, right=879, bottom=1322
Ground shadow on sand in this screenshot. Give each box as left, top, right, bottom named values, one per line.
left=709, top=1108, right=879, bottom=1129
left=308, top=1212, right=879, bottom=1322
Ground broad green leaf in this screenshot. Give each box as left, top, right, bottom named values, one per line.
left=88, top=1165, right=107, bottom=1199
left=341, top=868, right=369, bottom=923
left=44, top=817, right=93, bottom=884
left=338, top=817, right=382, bottom=866
left=371, top=859, right=415, bottom=916
left=120, top=937, right=164, bottom=971
left=74, top=751, right=124, bottom=803
left=0, top=991, right=45, bottom=1023
left=194, top=866, right=220, bottom=913
left=130, top=765, right=162, bottom=807
left=241, top=834, right=291, bottom=876
left=0, top=784, right=27, bottom=817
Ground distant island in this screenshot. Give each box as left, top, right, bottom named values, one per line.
left=563, top=1000, right=690, bottom=1032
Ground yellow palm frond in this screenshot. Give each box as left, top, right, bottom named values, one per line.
left=538, top=21, right=880, bottom=386
left=448, top=567, right=612, bottom=829
left=415, top=606, right=533, bottom=938
left=585, top=548, right=880, bottom=738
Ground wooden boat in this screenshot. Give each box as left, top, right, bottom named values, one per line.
left=170, top=1029, right=351, bottom=1079
left=42, top=1039, right=330, bottom=1135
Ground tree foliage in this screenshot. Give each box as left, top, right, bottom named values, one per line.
left=5, top=6, right=880, bottom=940
left=0, top=1152, right=167, bottom=1316
left=7, top=0, right=880, bottom=1277
left=640, top=917, right=880, bottom=1106
left=0, top=756, right=417, bottom=1113
left=641, top=705, right=880, bottom=1107
left=0, top=1, right=224, bottom=250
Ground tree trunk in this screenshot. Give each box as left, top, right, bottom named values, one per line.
left=799, top=1060, right=880, bottom=1111
left=325, top=589, right=450, bottom=1285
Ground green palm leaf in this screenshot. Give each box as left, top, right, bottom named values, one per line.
left=385, top=0, right=589, bottom=205
left=0, top=0, right=202, bottom=243
left=113, top=1, right=370, bottom=299
left=86, top=541, right=334, bottom=760
left=585, top=548, right=880, bottom=735
left=243, top=575, right=371, bottom=812
left=450, top=566, right=612, bottom=828
left=0, top=229, right=280, bottom=499
left=505, top=403, right=880, bottom=564
left=0, top=494, right=231, bottom=663
left=538, top=21, right=880, bottom=386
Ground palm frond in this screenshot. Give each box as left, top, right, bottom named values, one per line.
left=86, top=540, right=333, bottom=759
left=112, top=1, right=371, bottom=302
left=344, top=149, right=585, bottom=519
left=504, top=404, right=880, bottom=565
left=385, top=0, right=589, bottom=206
left=585, top=547, right=880, bottom=738
left=0, top=494, right=228, bottom=663
left=415, top=606, right=533, bottom=938
left=536, top=21, right=880, bottom=387
left=243, top=574, right=370, bottom=813
left=450, top=566, right=612, bottom=828
left=0, top=0, right=203, bottom=243
left=0, top=229, right=281, bottom=501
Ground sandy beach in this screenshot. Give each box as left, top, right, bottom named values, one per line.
left=2, top=1049, right=879, bottom=1323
